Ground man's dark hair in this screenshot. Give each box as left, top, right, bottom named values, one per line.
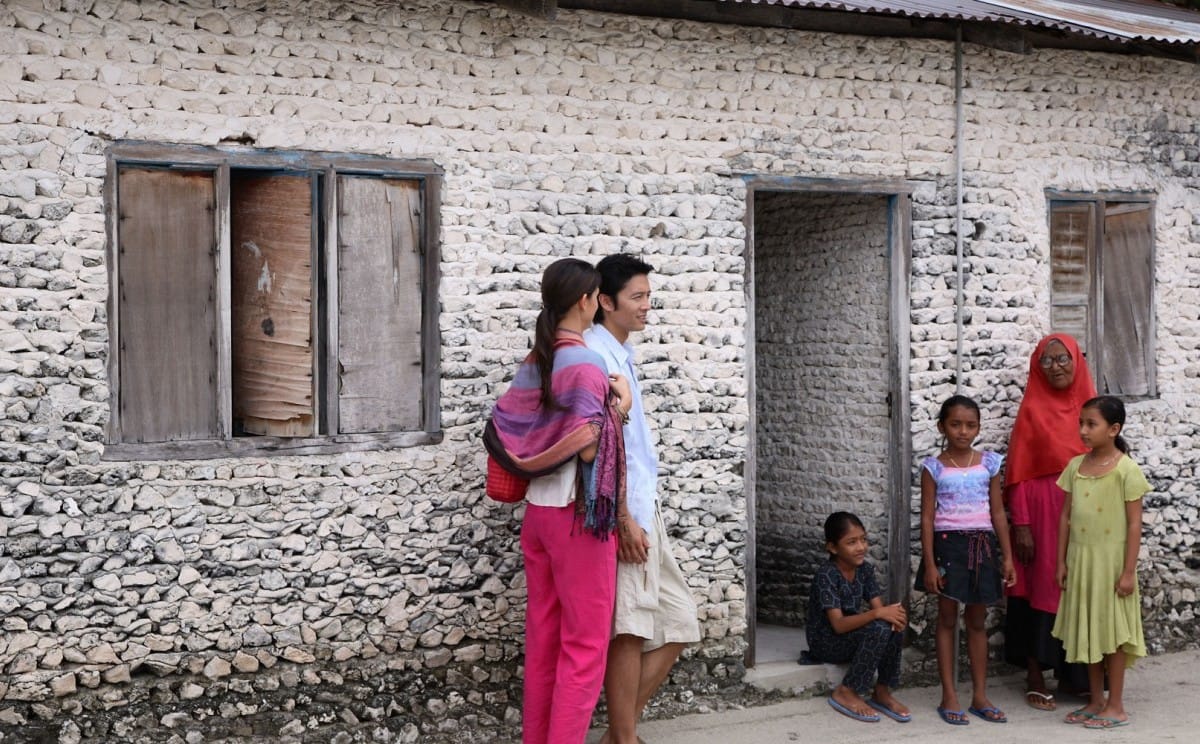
left=594, top=253, right=654, bottom=324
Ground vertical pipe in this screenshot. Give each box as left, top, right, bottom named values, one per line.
left=954, top=26, right=965, bottom=395
left=952, top=25, right=965, bottom=685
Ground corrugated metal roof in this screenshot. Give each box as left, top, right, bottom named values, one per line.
left=730, top=0, right=1200, bottom=43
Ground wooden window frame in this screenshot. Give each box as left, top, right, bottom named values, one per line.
left=104, top=143, right=443, bottom=460
left=1048, top=190, right=1157, bottom=400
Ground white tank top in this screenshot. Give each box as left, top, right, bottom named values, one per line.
left=525, top=458, right=577, bottom=508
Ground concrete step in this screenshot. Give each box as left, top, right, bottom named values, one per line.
left=743, top=659, right=846, bottom=695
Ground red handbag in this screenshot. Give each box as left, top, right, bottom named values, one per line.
left=486, top=453, right=529, bottom=503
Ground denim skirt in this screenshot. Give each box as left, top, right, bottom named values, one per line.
left=915, top=529, right=1004, bottom=605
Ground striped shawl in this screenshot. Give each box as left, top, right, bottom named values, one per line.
left=484, top=331, right=625, bottom=538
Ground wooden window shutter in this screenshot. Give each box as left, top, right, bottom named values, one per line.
left=1049, top=201, right=1094, bottom=356
left=229, top=172, right=316, bottom=437
left=335, top=176, right=424, bottom=433
left=1100, top=203, right=1155, bottom=396
left=116, top=167, right=221, bottom=442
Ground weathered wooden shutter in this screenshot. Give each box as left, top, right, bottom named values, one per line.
left=1049, top=201, right=1094, bottom=356
left=230, top=172, right=315, bottom=436
left=336, top=176, right=423, bottom=433
left=1101, top=203, right=1155, bottom=396
left=116, top=167, right=220, bottom=442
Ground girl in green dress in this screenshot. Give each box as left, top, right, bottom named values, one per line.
left=1052, top=396, right=1150, bottom=730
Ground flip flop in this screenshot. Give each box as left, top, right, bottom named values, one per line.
left=1025, top=689, right=1057, bottom=711
left=828, top=697, right=880, bottom=723
left=937, top=706, right=970, bottom=725
left=867, top=698, right=912, bottom=723
left=1084, top=716, right=1130, bottom=730
left=968, top=705, right=1008, bottom=723
left=1064, top=707, right=1096, bottom=724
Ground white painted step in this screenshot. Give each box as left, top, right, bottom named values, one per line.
left=745, top=659, right=847, bottom=694
left=746, top=623, right=849, bottom=694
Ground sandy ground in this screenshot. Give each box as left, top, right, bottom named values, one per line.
left=590, top=647, right=1200, bottom=743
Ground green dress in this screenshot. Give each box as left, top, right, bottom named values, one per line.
left=1051, top=455, right=1150, bottom=666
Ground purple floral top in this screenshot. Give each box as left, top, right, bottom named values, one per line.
left=923, top=450, right=1003, bottom=532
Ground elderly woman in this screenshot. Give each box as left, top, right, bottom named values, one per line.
left=1004, top=334, right=1095, bottom=711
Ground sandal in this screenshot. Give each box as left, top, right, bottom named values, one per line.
left=968, top=705, right=1008, bottom=723
left=1064, top=707, right=1096, bottom=724
left=1084, top=715, right=1129, bottom=730
left=828, top=697, right=880, bottom=723
left=1025, top=689, right=1056, bottom=712
left=937, top=706, right=969, bottom=725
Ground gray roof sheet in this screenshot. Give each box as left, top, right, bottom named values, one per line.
left=732, top=0, right=1200, bottom=43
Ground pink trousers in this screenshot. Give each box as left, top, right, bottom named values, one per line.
left=521, top=504, right=617, bottom=744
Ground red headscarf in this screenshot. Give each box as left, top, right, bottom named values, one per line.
left=1005, top=333, right=1097, bottom=488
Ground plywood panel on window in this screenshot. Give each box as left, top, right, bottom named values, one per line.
left=1050, top=201, right=1094, bottom=355
left=1101, top=203, right=1154, bottom=396
left=1050, top=202, right=1092, bottom=297
left=230, top=172, right=315, bottom=437
left=336, top=176, right=423, bottom=433
left=117, top=167, right=220, bottom=442
left=1050, top=304, right=1089, bottom=348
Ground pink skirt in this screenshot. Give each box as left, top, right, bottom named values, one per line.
left=1006, top=474, right=1067, bottom=614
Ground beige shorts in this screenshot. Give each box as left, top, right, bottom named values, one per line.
left=612, top=506, right=701, bottom=651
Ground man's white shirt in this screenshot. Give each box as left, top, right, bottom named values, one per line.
left=583, top=324, right=657, bottom=534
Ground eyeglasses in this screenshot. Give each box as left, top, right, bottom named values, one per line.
left=1039, top=354, right=1072, bottom=369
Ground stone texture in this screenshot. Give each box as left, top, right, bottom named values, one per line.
left=0, top=1, right=1198, bottom=743
left=755, top=192, right=892, bottom=624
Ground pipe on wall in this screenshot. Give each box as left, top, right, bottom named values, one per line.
left=954, top=25, right=965, bottom=394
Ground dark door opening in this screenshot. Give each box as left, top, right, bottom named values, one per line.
left=745, top=182, right=911, bottom=669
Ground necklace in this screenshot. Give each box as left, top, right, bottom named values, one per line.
left=946, top=450, right=975, bottom=469
left=1087, top=451, right=1120, bottom=469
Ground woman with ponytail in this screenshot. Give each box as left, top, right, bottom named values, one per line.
left=485, top=258, right=632, bottom=744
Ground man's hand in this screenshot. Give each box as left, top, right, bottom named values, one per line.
left=608, top=374, right=632, bottom=411
left=617, top=517, right=650, bottom=564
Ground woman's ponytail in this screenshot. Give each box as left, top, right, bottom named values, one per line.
left=532, top=258, right=601, bottom=411
left=532, top=306, right=560, bottom=410
left=1082, top=395, right=1131, bottom=454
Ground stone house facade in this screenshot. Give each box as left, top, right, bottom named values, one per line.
left=1, top=0, right=1199, bottom=741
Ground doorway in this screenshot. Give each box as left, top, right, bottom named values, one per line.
left=744, top=179, right=911, bottom=667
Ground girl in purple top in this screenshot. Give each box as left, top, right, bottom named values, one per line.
left=916, top=395, right=1016, bottom=726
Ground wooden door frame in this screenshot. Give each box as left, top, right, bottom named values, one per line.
left=742, top=176, right=912, bottom=667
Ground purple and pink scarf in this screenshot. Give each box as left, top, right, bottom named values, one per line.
left=485, top=331, right=625, bottom=538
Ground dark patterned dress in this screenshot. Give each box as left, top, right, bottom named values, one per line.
left=806, top=561, right=902, bottom=692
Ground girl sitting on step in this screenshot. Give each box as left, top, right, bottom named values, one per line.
left=805, top=511, right=910, bottom=724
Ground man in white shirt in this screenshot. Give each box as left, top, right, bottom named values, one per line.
left=584, top=254, right=701, bottom=744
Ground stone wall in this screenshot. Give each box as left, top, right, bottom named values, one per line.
left=753, top=191, right=891, bottom=626
left=1, top=0, right=1199, bottom=741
